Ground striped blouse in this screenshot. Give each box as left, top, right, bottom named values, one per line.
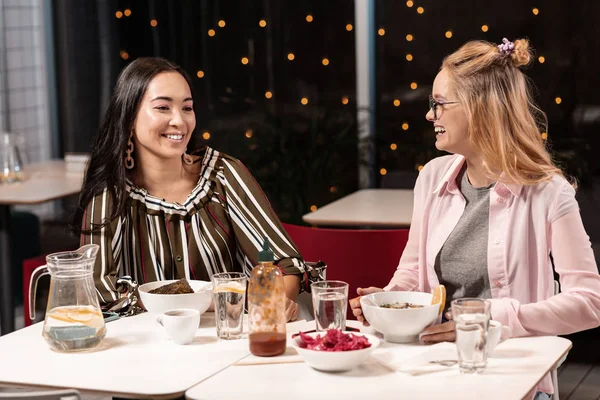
left=81, top=146, right=321, bottom=305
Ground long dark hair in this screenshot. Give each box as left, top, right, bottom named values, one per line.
left=72, top=57, right=195, bottom=235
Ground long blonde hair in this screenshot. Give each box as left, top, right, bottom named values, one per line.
left=442, top=39, right=563, bottom=185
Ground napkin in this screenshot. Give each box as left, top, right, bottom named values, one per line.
left=234, top=347, right=303, bottom=366
left=372, top=342, right=458, bottom=375
left=233, top=319, right=312, bottom=366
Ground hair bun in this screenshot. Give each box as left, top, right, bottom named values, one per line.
left=511, top=39, right=532, bottom=67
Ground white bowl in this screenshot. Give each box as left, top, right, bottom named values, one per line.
left=360, top=291, right=439, bottom=343
left=138, top=280, right=212, bottom=315
left=291, top=331, right=380, bottom=372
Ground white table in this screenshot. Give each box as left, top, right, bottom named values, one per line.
left=186, top=332, right=572, bottom=400
left=0, top=160, right=84, bottom=334
left=302, top=189, right=413, bottom=228
left=0, top=312, right=312, bottom=399
left=0, top=312, right=249, bottom=399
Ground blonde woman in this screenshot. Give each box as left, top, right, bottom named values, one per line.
left=350, top=38, right=600, bottom=399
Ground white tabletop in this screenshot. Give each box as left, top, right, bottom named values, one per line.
left=302, top=189, right=413, bottom=228
left=0, top=312, right=255, bottom=399
left=0, top=159, right=84, bottom=205
left=186, top=332, right=571, bottom=400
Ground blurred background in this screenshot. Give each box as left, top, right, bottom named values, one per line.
left=2, top=0, right=600, bottom=225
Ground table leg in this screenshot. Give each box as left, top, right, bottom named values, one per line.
left=0, top=205, right=14, bottom=334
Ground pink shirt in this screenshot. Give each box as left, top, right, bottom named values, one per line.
left=385, top=154, right=600, bottom=394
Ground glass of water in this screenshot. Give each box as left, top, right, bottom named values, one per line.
left=212, top=272, right=247, bottom=340
left=452, top=298, right=491, bottom=374
left=311, top=280, right=349, bottom=331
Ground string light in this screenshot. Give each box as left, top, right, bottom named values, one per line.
left=417, top=165, right=424, bottom=171
left=329, top=186, right=337, bottom=193
left=241, top=57, right=249, bottom=65
left=115, top=11, right=123, bottom=18
left=406, top=34, right=414, bottom=41
left=417, top=6, right=424, bottom=14
left=532, top=8, right=539, bottom=15
left=287, top=53, right=295, bottom=61
left=541, top=132, right=548, bottom=140
left=555, top=97, right=562, bottom=104
left=445, top=31, right=453, bottom=38
left=393, top=99, right=401, bottom=107
left=322, top=58, right=329, bottom=66
left=310, top=205, right=317, bottom=212
left=390, top=143, right=398, bottom=150
left=346, top=24, right=353, bottom=31
left=481, top=25, right=489, bottom=32
left=120, top=50, right=129, bottom=60
left=150, top=19, right=158, bottom=27
left=196, top=70, right=205, bottom=78
left=245, top=129, right=253, bottom=139
left=406, top=0, right=414, bottom=7
left=341, top=96, right=349, bottom=105
left=202, top=132, right=211, bottom=140
left=218, top=20, right=226, bottom=28
left=301, top=97, right=309, bottom=105
left=259, top=19, right=267, bottom=27
left=208, top=29, right=216, bottom=37
left=538, top=56, right=545, bottom=63
left=124, top=9, right=131, bottom=17
left=402, top=122, right=410, bottom=130
left=380, top=168, right=387, bottom=176
left=306, top=14, right=313, bottom=22
left=410, top=82, right=418, bottom=90
left=378, top=28, right=385, bottom=36
left=406, top=54, right=413, bottom=61
left=265, top=91, right=273, bottom=99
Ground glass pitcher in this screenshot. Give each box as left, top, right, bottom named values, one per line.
left=29, top=244, right=106, bottom=352
left=0, top=132, right=25, bottom=183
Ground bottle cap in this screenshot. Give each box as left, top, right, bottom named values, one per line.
left=258, top=238, right=274, bottom=262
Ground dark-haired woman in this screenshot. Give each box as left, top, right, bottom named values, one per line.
left=73, top=58, right=320, bottom=321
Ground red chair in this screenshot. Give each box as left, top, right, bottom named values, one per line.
left=282, top=223, right=410, bottom=319
left=23, top=255, right=48, bottom=327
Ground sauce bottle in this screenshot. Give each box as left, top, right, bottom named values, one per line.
left=248, top=238, right=287, bottom=356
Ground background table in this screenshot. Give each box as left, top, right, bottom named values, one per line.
left=0, top=160, right=84, bottom=334
left=302, top=189, right=413, bottom=228
left=186, top=332, right=571, bottom=400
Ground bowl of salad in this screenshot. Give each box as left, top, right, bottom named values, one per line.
left=291, top=329, right=380, bottom=372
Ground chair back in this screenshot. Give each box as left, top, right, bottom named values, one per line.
left=282, top=223, right=409, bottom=319
left=0, top=389, right=81, bottom=400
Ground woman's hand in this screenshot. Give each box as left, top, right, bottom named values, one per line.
left=285, top=298, right=299, bottom=322
left=349, top=287, right=384, bottom=326
left=420, top=310, right=455, bottom=344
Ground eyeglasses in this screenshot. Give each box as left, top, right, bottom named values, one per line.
left=429, top=95, right=459, bottom=120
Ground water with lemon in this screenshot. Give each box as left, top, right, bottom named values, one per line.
left=43, top=305, right=106, bottom=352
left=213, top=282, right=246, bottom=339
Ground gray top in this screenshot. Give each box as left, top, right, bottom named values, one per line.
left=434, top=167, right=493, bottom=314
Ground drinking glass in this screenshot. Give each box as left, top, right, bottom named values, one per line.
left=212, top=272, right=246, bottom=340
left=311, top=280, right=348, bottom=331
left=452, top=298, right=491, bottom=374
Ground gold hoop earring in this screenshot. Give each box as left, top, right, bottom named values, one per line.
left=183, top=148, right=194, bottom=165
left=125, top=134, right=135, bottom=170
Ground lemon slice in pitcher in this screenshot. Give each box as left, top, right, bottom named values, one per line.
left=431, top=284, right=446, bottom=315
left=213, top=282, right=246, bottom=294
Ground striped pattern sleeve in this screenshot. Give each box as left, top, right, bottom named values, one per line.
left=221, top=156, right=318, bottom=292
left=80, top=188, right=122, bottom=305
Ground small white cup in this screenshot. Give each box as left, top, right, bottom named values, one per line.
left=486, top=320, right=511, bottom=356
left=156, top=308, right=200, bottom=345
